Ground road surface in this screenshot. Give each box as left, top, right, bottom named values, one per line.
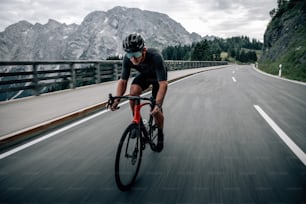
left=1, top=65, right=305, bottom=203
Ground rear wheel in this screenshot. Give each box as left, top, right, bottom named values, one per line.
left=115, top=124, right=142, bottom=191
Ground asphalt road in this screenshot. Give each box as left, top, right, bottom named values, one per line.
left=0, top=65, right=305, bottom=204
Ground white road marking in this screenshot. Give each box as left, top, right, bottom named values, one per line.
left=254, top=105, right=306, bottom=166
left=232, top=77, right=237, bottom=82
left=0, top=109, right=110, bottom=160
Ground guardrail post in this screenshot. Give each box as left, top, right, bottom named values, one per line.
left=70, top=63, right=76, bottom=88
left=113, top=63, right=119, bottom=80
left=278, top=64, right=282, bottom=77
left=32, top=64, right=40, bottom=96
left=169, top=61, right=172, bottom=71
left=95, top=63, right=101, bottom=84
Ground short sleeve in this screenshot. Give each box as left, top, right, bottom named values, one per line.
left=121, top=56, right=131, bottom=80
left=153, top=54, right=167, bottom=81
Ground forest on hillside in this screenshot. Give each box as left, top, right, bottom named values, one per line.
left=162, top=36, right=262, bottom=63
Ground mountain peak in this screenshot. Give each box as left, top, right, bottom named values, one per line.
left=108, top=6, right=129, bottom=12
left=5, top=20, right=33, bottom=32
left=1, top=6, right=204, bottom=60
left=46, top=19, right=61, bottom=25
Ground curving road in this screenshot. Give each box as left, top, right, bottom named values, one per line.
left=1, top=65, right=305, bottom=203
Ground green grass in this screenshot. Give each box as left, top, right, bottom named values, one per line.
left=259, top=44, right=306, bottom=82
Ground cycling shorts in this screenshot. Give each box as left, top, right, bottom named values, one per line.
left=132, top=74, right=159, bottom=98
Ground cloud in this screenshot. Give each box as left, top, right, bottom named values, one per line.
left=0, top=0, right=277, bottom=41
left=176, top=0, right=277, bottom=40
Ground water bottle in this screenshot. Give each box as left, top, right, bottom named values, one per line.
left=142, top=119, right=149, bottom=130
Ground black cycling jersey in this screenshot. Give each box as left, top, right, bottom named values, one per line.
left=121, top=48, right=167, bottom=81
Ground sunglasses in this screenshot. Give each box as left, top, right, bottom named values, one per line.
left=126, top=51, right=142, bottom=59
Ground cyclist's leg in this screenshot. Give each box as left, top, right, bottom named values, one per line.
left=152, top=82, right=164, bottom=152
left=130, top=74, right=150, bottom=112
left=151, top=82, right=164, bottom=129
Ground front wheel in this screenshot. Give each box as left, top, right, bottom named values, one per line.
left=115, top=124, right=142, bottom=191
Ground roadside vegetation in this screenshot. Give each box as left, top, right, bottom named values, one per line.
left=162, top=36, right=262, bottom=64
left=259, top=0, right=306, bottom=82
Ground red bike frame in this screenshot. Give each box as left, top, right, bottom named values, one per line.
left=132, top=102, right=150, bottom=124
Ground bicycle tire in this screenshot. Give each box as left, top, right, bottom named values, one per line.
left=115, top=124, right=142, bottom=191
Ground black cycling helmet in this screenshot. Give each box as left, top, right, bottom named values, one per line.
left=122, top=33, right=144, bottom=52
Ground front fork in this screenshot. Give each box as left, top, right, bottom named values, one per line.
left=131, top=99, right=152, bottom=149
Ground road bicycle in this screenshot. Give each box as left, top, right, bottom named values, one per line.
left=107, top=93, right=161, bottom=191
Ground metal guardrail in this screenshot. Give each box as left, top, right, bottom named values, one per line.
left=0, top=60, right=227, bottom=101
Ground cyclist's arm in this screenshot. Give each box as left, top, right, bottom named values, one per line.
left=115, top=79, right=127, bottom=99
left=153, top=54, right=167, bottom=107
left=116, top=56, right=131, bottom=98
left=156, top=80, right=168, bottom=107
left=110, top=79, right=127, bottom=111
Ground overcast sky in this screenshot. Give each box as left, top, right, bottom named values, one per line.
left=0, top=0, right=277, bottom=41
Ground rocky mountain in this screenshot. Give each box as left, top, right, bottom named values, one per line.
left=260, top=0, right=306, bottom=81
left=0, top=20, right=78, bottom=60
left=0, top=6, right=203, bottom=60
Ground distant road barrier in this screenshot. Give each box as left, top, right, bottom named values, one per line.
left=0, top=60, right=227, bottom=101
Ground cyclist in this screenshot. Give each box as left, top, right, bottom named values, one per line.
left=110, top=33, right=168, bottom=152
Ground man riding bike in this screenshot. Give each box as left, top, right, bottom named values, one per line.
left=110, top=33, right=168, bottom=152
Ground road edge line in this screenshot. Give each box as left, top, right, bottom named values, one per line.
left=254, top=105, right=306, bottom=166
